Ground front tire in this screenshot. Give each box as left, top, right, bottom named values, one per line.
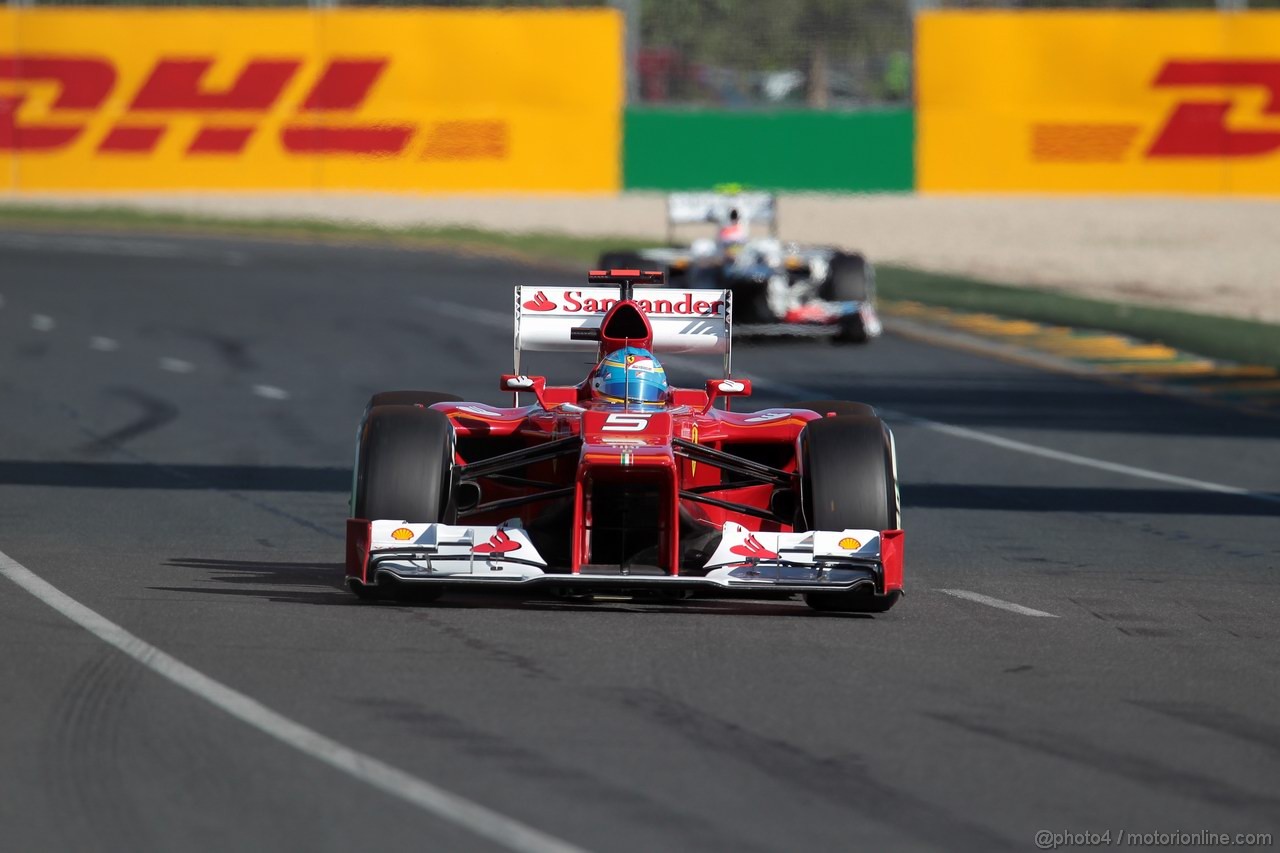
left=351, top=405, right=453, bottom=603
left=354, top=405, right=453, bottom=524
left=797, top=414, right=901, bottom=614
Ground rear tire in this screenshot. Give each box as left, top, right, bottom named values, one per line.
left=797, top=414, right=901, bottom=614
left=836, top=313, right=871, bottom=345
left=819, top=252, right=872, bottom=303
left=366, top=390, right=460, bottom=411
left=788, top=400, right=878, bottom=419
left=821, top=254, right=874, bottom=345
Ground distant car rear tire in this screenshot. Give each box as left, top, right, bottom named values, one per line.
left=797, top=414, right=901, bottom=614
left=820, top=253, right=874, bottom=345
left=351, top=405, right=453, bottom=603
left=598, top=251, right=648, bottom=273
left=819, top=252, right=872, bottom=303
left=836, top=314, right=871, bottom=345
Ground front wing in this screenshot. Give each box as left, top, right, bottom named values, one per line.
left=347, top=519, right=903, bottom=596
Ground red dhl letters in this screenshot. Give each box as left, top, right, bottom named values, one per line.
left=1147, top=61, right=1280, bottom=158
left=0, top=56, right=115, bottom=150
left=0, top=53, right=494, bottom=158
left=1032, top=59, right=1280, bottom=163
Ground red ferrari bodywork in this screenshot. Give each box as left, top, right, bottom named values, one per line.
left=346, top=271, right=903, bottom=604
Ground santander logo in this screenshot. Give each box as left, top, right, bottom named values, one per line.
left=523, top=291, right=556, bottom=312
left=474, top=529, right=521, bottom=555
left=520, top=287, right=726, bottom=317
left=729, top=533, right=779, bottom=560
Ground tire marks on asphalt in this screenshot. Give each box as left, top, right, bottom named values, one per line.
left=352, top=700, right=756, bottom=853
left=43, top=650, right=151, bottom=853
left=2, top=310, right=289, bottom=402
left=927, top=712, right=1280, bottom=818
left=0, top=547, right=589, bottom=853
left=613, top=688, right=1020, bottom=851
left=80, top=388, right=179, bottom=455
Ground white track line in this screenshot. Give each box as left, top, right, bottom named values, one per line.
left=31, top=314, right=55, bottom=332
left=159, top=356, right=196, bottom=374
left=0, top=548, right=586, bottom=853
left=938, top=589, right=1058, bottom=618
left=252, top=384, right=290, bottom=400
left=432, top=298, right=1277, bottom=507
left=902, top=417, right=1280, bottom=505
left=89, top=336, right=120, bottom=352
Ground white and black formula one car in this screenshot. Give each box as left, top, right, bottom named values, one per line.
left=598, top=191, right=882, bottom=344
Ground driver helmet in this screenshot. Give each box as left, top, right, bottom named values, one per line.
left=591, top=347, right=668, bottom=408
left=717, top=208, right=747, bottom=247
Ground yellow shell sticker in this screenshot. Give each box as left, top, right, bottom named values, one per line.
left=391, top=527, right=415, bottom=541
left=838, top=537, right=862, bottom=550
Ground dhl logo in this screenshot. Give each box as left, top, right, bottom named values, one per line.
left=0, top=54, right=506, bottom=158
left=1032, top=60, right=1280, bottom=162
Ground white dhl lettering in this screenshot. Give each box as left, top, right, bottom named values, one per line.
left=559, top=291, right=723, bottom=316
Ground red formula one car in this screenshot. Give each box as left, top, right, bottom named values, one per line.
left=345, top=270, right=903, bottom=613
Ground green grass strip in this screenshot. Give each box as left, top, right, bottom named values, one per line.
left=3, top=202, right=1277, bottom=368
left=0, top=203, right=648, bottom=268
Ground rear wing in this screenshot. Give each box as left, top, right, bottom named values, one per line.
left=514, top=285, right=733, bottom=376
left=666, top=191, right=778, bottom=242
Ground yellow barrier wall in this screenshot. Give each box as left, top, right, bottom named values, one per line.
left=0, top=9, right=621, bottom=191
left=917, top=11, right=1280, bottom=194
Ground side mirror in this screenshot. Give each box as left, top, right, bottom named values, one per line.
left=500, top=374, right=547, bottom=407
left=703, top=378, right=752, bottom=412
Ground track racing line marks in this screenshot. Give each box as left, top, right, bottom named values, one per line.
left=2, top=309, right=291, bottom=402
left=0, top=549, right=588, bottom=853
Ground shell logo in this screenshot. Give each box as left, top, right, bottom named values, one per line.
left=838, top=537, right=862, bottom=550
left=391, top=527, right=415, bottom=541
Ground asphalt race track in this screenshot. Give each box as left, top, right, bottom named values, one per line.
left=1, top=229, right=1278, bottom=853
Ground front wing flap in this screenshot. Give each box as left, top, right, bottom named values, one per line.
left=348, top=519, right=549, bottom=582
left=349, top=519, right=903, bottom=595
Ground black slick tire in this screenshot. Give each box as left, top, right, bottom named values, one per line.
left=365, top=390, right=460, bottom=411
left=820, top=253, right=874, bottom=345
left=797, top=414, right=901, bottom=614
left=788, top=400, right=878, bottom=419
left=351, top=404, right=453, bottom=603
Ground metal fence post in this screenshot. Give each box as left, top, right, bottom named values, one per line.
left=611, top=0, right=640, bottom=105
